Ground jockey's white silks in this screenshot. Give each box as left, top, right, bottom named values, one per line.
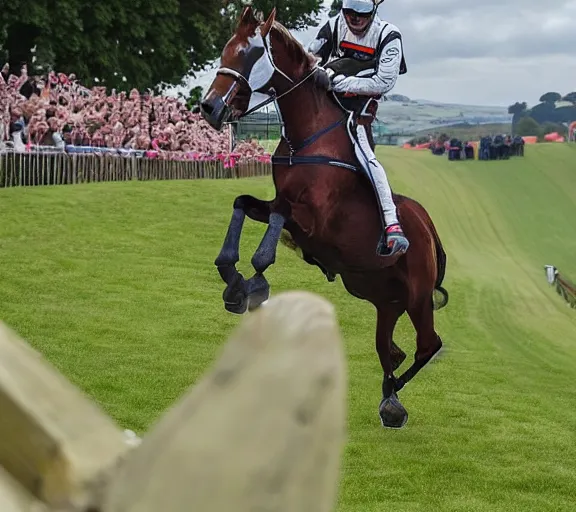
left=308, top=12, right=406, bottom=221
left=352, top=124, right=399, bottom=226
left=307, top=37, right=326, bottom=56
left=307, top=3, right=410, bottom=254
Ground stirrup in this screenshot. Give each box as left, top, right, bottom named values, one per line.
left=377, top=224, right=409, bottom=256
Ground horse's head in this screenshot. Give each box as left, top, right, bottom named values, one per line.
left=200, top=6, right=318, bottom=131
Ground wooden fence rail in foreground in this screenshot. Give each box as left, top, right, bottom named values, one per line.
left=0, top=152, right=272, bottom=188
left=0, top=291, right=346, bottom=511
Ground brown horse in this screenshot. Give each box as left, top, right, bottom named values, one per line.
left=200, top=6, right=449, bottom=429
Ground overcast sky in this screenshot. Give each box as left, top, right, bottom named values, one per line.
left=299, top=0, right=576, bottom=106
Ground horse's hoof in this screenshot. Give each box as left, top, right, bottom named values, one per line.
left=223, top=281, right=248, bottom=315
left=224, top=297, right=248, bottom=315
left=429, top=343, right=444, bottom=364
left=246, top=274, right=270, bottom=312
left=379, top=393, right=408, bottom=429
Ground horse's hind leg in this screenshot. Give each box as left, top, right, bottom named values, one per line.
left=375, top=304, right=409, bottom=429
left=395, top=296, right=443, bottom=392
left=215, top=195, right=271, bottom=314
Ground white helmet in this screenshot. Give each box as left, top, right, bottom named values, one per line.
left=342, top=0, right=377, bottom=14
left=342, top=0, right=378, bottom=35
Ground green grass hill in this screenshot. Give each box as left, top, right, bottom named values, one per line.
left=1, top=143, right=576, bottom=511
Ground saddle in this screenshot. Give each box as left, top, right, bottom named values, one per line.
left=323, top=57, right=380, bottom=126
left=273, top=59, right=378, bottom=173
left=324, top=56, right=376, bottom=76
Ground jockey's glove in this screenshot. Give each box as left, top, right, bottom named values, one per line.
left=331, top=74, right=350, bottom=93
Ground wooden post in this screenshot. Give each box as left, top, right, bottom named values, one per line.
left=0, top=291, right=346, bottom=511
left=0, top=323, right=130, bottom=510
left=0, top=466, right=48, bottom=512
left=104, top=290, right=346, bottom=512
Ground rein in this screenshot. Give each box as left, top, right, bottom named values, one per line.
left=216, top=64, right=320, bottom=119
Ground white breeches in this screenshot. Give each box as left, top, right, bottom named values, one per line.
left=352, top=123, right=399, bottom=226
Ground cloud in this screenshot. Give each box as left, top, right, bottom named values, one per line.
left=174, top=0, right=574, bottom=107
left=379, top=0, right=576, bottom=105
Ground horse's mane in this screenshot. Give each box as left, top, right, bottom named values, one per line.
left=270, top=21, right=316, bottom=75
left=269, top=21, right=339, bottom=102
left=271, top=23, right=310, bottom=63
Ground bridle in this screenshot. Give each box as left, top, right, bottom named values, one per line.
left=215, top=28, right=320, bottom=120
left=213, top=24, right=348, bottom=160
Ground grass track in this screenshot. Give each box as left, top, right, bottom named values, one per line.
left=1, top=143, right=576, bottom=510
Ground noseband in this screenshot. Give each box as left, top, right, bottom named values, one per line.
left=215, top=29, right=319, bottom=119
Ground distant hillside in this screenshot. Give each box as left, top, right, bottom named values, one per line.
left=377, top=99, right=512, bottom=134
left=412, top=122, right=512, bottom=140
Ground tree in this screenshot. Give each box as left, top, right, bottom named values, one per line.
left=515, top=116, right=541, bottom=137
left=508, top=102, right=527, bottom=115
left=1, top=0, right=325, bottom=91
left=329, top=0, right=343, bottom=16
left=224, top=0, right=323, bottom=30
left=507, top=102, right=527, bottom=125
left=530, top=101, right=559, bottom=124
left=555, top=106, right=576, bottom=124
left=215, top=0, right=324, bottom=50
left=0, top=0, right=225, bottom=91
left=539, top=92, right=561, bottom=104
left=184, top=86, right=204, bottom=110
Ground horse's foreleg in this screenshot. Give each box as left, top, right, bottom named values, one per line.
left=375, top=305, right=409, bottom=429
left=245, top=211, right=286, bottom=311
left=214, top=195, right=271, bottom=314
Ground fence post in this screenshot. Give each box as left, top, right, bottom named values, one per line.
left=0, top=322, right=131, bottom=510
left=0, top=465, right=49, bottom=511
left=544, top=265, right=558, bottom=285
left=0, top=291, right=346, bottom=511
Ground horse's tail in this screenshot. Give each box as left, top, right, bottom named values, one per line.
left=430, top=223, right=449, bottom=311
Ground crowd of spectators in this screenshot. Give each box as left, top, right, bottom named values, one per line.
left=0, top=64, right=270, bottom=163
left=407, top=132, right=526, bottom=161
left=427, top=134, right=525, bottom=160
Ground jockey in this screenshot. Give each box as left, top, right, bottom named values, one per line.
left=308, top=0, right=409, bottom=257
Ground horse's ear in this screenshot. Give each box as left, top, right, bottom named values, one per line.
left=260, top=8, right=276, bottom=38
left=239, top=5, right=258, bottom=28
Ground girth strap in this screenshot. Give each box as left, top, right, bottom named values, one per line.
left=291, top=117, right=345, bottom=153
left=271, top=155, right=361, bottom=173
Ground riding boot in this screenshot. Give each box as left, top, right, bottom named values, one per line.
left=381, top=223, right=409, bottom=256
left=354, top=124, right=410, bottom=257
